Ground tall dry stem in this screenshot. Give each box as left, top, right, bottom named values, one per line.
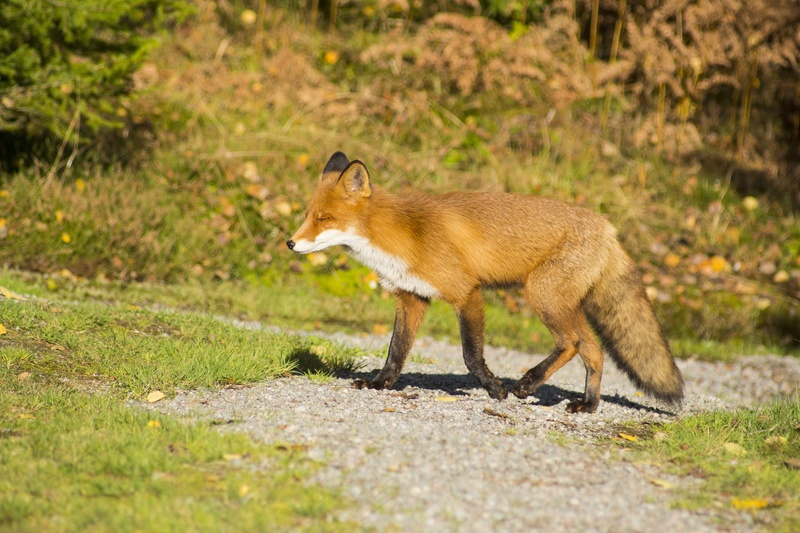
left=736, top=52, right=759, bottom=154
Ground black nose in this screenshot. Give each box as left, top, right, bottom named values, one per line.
left=286, top=240, right=295, bottom=250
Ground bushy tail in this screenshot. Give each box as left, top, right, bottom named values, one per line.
left=583, top=246, right=684, bottom=405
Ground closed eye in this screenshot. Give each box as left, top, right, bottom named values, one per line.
left=317, top=216, right=332, bottom=222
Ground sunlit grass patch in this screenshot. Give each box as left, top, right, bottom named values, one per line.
left=0, top=284, right=364, bottom=531
left=0, top=293, right=366, bottom=397
left=0, top=382, right=351, bottom=532
left=626, top=400, right=800, bottom=531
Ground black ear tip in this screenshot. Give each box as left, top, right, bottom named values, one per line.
left=323, top=152, right=350, bottom=173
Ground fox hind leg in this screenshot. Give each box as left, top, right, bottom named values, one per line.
left=566, top=316, right=604, bottom=413
left=512, top=330, right=580, bottom=400
left=513, top=310, right=604, bottom=413
left=513, top=267, right=604, bottom=412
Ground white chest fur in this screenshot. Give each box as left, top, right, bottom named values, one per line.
left=293, top=228, right=440, bottom=299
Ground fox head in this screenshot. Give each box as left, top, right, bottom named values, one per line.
left=286, top=152, right=372, bottom=254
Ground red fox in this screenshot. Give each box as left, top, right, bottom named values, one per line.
left=287, top=152, right=684, bottom=413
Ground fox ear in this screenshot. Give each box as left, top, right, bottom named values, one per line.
left=322, top=152, right=349, bottom=178
left=338, top=160, right=371, bottom=199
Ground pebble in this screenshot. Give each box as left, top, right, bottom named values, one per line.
left=144, top=328, right=800, bottom=532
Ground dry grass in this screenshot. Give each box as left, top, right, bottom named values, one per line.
left=0, top=0, right=798, bottom=352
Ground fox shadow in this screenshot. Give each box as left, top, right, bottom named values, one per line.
left=345, top=369, right=677, bottom=415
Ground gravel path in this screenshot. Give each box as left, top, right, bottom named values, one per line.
left=147, top=329, right=800, bottom=532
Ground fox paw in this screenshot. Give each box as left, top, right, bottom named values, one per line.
left=351, top=378, right=388, bottom=390
left=565, top=400, right=598, bottom=414
left=511, top=379, right=539, bottom=399
left=486, top=383, right=508, bottom=400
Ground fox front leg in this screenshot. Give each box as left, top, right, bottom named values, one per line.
left=353, top=291, right=429, bottom=391
left=456, top=288, right=508, bottom=400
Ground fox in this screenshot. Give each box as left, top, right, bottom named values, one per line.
left=287, top=152, right=684, bottom=413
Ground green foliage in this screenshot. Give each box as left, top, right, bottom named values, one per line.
left=0, top=383, right=350, bottom=532
left=0, top=0, right=192, bottom=169
left=0, top=292, right=365, bottom=396
left=0, top=287, right=359, bottom=531
left=631, top=400, right=800, bottom=531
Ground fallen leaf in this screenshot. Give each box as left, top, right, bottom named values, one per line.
left=742, top=196, right=759, bottom=211
left=435, top=396, right=461, bottom=402
left=483, top=407, right=509, bottom=419
left=618, top=433, right=639, bottom=443
left=504, top=294, right=519, bottom=313
left=241, top=161, right=259, bottom=181
left=296, top=153, right=310, bottom=168
left=323, top=51, right=339, bottom=65
left=220, top=199, right=236, bottom=218
left=373, top=323, right=389, bottom=335
left=753, top=297, right=771, bottom=310
left=275, top=201, right=292, bottom=217
left=759, top=261, right=777, bottom=276
left=663, top=253, right=681, bottom=268
left=764, top=435, right=788, bottom=449
left=382, top=407, right=396, bottom=413
left=19, top=413, right=35, bottom=419
left=0, top=324, right=6, bottom=335
left=240, top=9, right=257, bottom=25
left=146, top=391, right=166, bottom=403
left=732, top=498, right=768, bottom=510
left=238, top=484, right=250, bottom=497
left=307, top=252, right=328, bottom=266
left=648, top=477, right=675, bottom=489
left=17, top=372, right=31, bottom=382
left=710, top=255, right=729, bottom=273
left=310, top=345, right=328, bottom=356
left=0, top=286, right=27, bottom=301
left=363, top=271, right=379, bottom=289
left=245, top=183, right=269, bottom=201
left=223, top=453, right=243, bottom=461
left=773, top=270, right=790, bottom=283
left=722, top=442, right=747, bottom=457
left=147, top=420, right=161, bottom=428
left=634, top=391, right=644, bottom=397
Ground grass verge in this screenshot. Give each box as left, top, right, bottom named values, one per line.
left=2, top=268, right=787, bottom=363
left=624, top=400, right=800, bottom=531
left=0, top=279, right=366, bottom=531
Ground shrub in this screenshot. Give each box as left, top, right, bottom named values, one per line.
left=0, top=0, right=192, bottom=170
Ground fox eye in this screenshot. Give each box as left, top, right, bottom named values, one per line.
left=317, top=215, right=331, bottom=222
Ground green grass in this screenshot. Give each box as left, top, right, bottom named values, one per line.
left=626, top=400, right=800, bottom=531
left=0, top=278, right=367, bottom=532
left=0, top=280, right=365, bottom=397
left=2, top=267, right=789, bottom=363
left=0, top=384, right=349, bottom=532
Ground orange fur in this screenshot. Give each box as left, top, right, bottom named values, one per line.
left=288, top=153, right=684, bottom=412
